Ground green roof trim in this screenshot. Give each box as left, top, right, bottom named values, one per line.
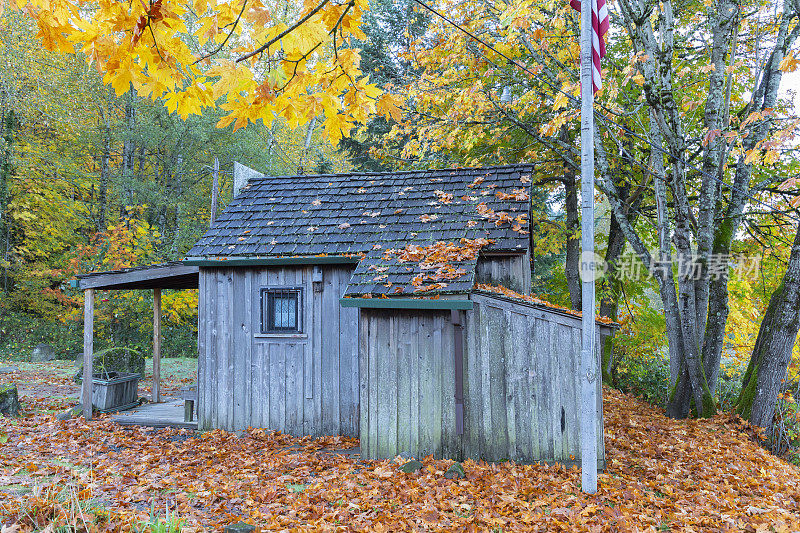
left=68, top=279, right=79, bottom=289
left=339, top=297, right=473, bottom=310
left=183, top=256, right=359, bottom=267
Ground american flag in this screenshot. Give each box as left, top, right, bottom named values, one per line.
left=570, top=0, right=609, bottom=93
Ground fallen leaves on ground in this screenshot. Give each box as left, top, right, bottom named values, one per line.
left=1, top=368, right=800, bottom=531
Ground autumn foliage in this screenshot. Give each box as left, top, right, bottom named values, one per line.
left=2, top=363, right=800, bottom=531
left=4, top=0, right=402, bottom=142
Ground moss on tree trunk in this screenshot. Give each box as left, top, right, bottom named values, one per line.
left=0, top=383, right=21, bottom=417
left=735, top=225, right=800, bottom=428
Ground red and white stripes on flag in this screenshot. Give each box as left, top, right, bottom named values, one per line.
left=570, top=0, right=609, bottom=93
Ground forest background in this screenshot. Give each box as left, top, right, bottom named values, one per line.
left=1, top=0, right=800, bottom=458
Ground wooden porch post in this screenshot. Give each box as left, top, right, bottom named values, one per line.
left=82, top=288, right=94, bottom=420
left=153, top=288, right=161, bottom=403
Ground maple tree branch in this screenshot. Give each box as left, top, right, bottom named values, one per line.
left=275, top=41, right=324, bottom=93
left=147, top=20, right=166, bottom=63
left=236, top=0, right=332, bottom=63
left=193, top=0, right=248, bottom=65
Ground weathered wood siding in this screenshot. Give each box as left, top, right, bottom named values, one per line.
left=359, top=309, right=460, bottom=460
left=463, top=293, right=607, bottom=466
left=475, top=252, right=531, bottom=293
left=197, top=265, right=359, bottom=437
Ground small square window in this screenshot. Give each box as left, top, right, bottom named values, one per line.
left=261, top=288, right=303, bottom=333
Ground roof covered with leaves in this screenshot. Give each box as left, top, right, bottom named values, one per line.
left=187, top=164, right=534, bottom=296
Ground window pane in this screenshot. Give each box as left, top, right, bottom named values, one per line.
left=287, top=296, right=296, bottom=328
left=262, top=289, right=300, bottom=332
left=276, top=297, right=287, bottom=328
left=272, top=295, right=297, bottom=329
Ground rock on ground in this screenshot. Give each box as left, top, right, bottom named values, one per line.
left=444, top=462, right=466, bottom=479
left=31, top=343, right=56, bottom=362
left=399, top=460, right=424, bottom=473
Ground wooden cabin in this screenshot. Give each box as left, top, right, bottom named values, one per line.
left=183, top=163, right=612, bottom=466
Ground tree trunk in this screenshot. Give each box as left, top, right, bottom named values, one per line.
left=98, top=125, right=110, bottom=231
left=599, top=213, right=625, bottom=383
left=736, top=224, right=800, bottom=428
left=563, top=171, right=581, bottom=311
left=0, top=94, right=14, bottom=293
left=120, top=88, right=137, bottom=209
left=597, top=0, right=800, bottom=418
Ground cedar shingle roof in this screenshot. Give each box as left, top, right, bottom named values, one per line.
left=187, top=164, right=534, bottom=296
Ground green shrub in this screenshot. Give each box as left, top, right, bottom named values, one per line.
left=162, top=324, right=198, bottom=358
left=0, top=303, right=197, bottom=363
left=0, top=310, right=81, bottom=360
left=717, top=356, right=747, bottom=411
left=614, top=349, right=672, bottom=407
left=74, top=347, right=146, bottom=381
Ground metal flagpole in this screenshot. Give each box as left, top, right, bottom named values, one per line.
left=579, top=0, right=598, bottom=494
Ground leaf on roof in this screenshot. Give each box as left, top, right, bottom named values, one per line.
left=496, top=189, right=530, bottom=201
left=513, top=214, right=529, bottom=234
left=419, top=214, right=439, bottom=222
left=494, top=212, right=512, bottom=226
left=311, top=199, right=322, bottom=206
left=475, top=283, right=616, bottom=324
left=467, top=177, right=485, bottom=188
left=414, top=282, right=448, bottom=292
left=383, top=238, right=492, bottom=288
left=337, top=222, right=351, bottom=229
left=433, top=190, right=454, bottom=204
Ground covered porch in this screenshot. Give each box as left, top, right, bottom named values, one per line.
left=72, top=262, right=199, bottom=423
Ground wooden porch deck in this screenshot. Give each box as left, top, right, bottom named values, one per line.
left=112, top=398, right=197, bottom=430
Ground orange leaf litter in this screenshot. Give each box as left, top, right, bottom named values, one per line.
left=2, top=374, right=799, bottom=531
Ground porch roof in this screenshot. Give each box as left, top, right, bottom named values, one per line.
left=72, top=262, right=199, bottom=291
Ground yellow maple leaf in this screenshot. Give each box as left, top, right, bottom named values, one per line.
left=107, top=68, right=133, bottom=96
left=377, top=93, right=403, bottom=122
left=779, top=52, right=799, bottom=72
